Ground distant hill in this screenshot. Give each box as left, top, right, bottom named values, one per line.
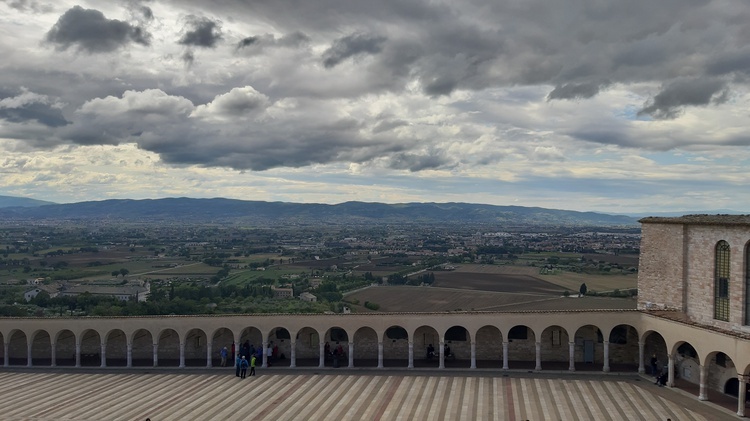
left=0, top=197, right=639, bottom=226
left=0, top=195, right=55, bottom=208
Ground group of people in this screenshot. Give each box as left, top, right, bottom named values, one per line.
left=651, top=354, right=668, bottom=386
left=324, top=342, right=346, bottom=360
left=235, top=354, right=257, bottom=378
left=425, top=344, right=452, bottom=360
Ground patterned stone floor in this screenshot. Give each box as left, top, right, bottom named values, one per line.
left=0, top=371, right=738, bottom=421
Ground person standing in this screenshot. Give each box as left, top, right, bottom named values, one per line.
left=250, top=355, right=257, bottom=376
left=220, top=346, right=228, bottom=367
left=239, top=356, right=249, bottom=378
left=235, top=354, right=242, bottom=377
left=650, top=354, right=658, bottom=377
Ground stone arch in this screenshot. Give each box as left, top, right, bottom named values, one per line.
left=79, top=329, right=101, bottom=367
left=475, top=325, right=502, bottom=368
left=266, top=327, right=291, bottom=366
left=443, top=325, right=470, bottom=368
left=294, top=326, right=321, bottom=367
left=572, top=324, right=602, bottom=369
left=54, top=329, right=76, bottom=366
left=156, top=328, right=180, bottom=367
left=184, top=328, right=207, bottom=367
left=382, top=325, right=408, bottom=368
left=131, top=329, right=153, bottom=366
left=642, top=330, right=668, bottom=377
left=606, top=324, right=639, bottom=371
left=30, top=329, right=51, bottom=366
left=238, top=327, right=263, bottom=360
left=506, top=324, right=536, bottom=370
left=210, top=327, right=234, bottom=366
left=353, top=326, right=378, bottom=367
left=693, top=350, right=738, bottom=401
left=671, top=340, right=700, bottom=391
left=323, top=326, right=349, bottom=367
left=105, top=329, right=127, bottom=366
left=7, top=329, right=27, bottom=366
left=413, top=325, right=440, bottom=368
left=540, top=325, right=570, bottom=368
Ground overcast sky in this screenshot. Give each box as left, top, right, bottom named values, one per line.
left=1, top=0, right=749, bottom=214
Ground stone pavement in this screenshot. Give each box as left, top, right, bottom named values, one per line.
left=0, top=368, right=740, bottom=421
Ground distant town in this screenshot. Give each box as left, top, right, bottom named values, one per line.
left=0, top=220, right=641, bottom=317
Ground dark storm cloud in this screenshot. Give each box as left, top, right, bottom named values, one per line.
left=706, top=48, right=750, bottom=76
left=638, top=78, right=728, bottom=119
left=236, top=31, right=310, bottom=51
left=547, top=81, right=610, bottom=101
left=0, top=102, right=69, bottom=127
left=45, top=6, right=151, bottom=53
left=322, top=33, right=387, bottom=68
left=178, top=16, right=222, bottom=48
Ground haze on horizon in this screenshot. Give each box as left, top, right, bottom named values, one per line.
left=1, top=0, right=749, bottom=214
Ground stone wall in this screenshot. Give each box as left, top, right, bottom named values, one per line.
left=638, top=223, right=685, bottom=311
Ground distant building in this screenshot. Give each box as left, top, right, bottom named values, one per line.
left=24, top=285, right=59, bottom=302
left=299, top=292, right=317, bottom=302
left=272, top=287, right=293, bottom=299
left=59, top=282, right=149, bottom=302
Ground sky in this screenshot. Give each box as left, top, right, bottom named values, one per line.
left=0, top=0, right=749, bottom=214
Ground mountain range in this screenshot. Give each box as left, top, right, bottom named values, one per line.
left=0, top=196, right=640, bottom=226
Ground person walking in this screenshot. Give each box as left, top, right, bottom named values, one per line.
left=235, top=354, right=242, bottom=377
left=239, top=356, right=249, bottom=378
left=250, top=354, right=257, bottom=376
left=220, top=346, right=228, bottom=367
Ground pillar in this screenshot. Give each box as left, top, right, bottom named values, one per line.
left=568, top=341, right=575, bottom=371
left=152, top=343, right=158, bottom=367
left=51, top=342, right=56, bottom=367
left=408, top=341, right=414, bottom=369
left=666, top=353, right=675, bottom=388
left=502, top=341, right=509, bottom=370
left=602, top=340, right=610, bottom=373
left=439, top=341, right=445, bottom=369
left=470, top=342, right=476, bottom=369
left=637, top=340, right=645, bottom=374
left=318, top=342, right=325, bottom=368
left=100, top=342, right=106, bottom=368
left=3, top=341, right=8, bottom=367
left=206, top=341, right=213, bottom=368
left=263, top=342, right=269, bottom=368
left=698, top=365, right=707, bottom=400
left=535, top=341, right=542, bottom=371
left=75, top=342, right=81, bottom=368
left=126, top=342, right=132, bottom=368
left=377, top=341, right=384, bottom=369
left=738, top=374, right=748, bottom=417
left=26, top=341, right=32, bottom=367
left=179, top=341, right=185, bottom=368
left=348, top=341, right=354, bottom=368
left=289, top=340, right=296, bottom=368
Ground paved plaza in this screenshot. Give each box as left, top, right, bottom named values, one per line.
left=0, top=369, right=739, bottom=421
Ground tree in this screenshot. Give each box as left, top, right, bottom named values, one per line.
left=120, top=268, right=129, bottom=278
left=579, top=283, right=587, bottom=297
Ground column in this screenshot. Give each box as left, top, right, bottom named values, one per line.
left=407, top=341, right=414, bottom=369
left=470, top=342, right=476, bottom=369
left=568, top=341, right=575, bottom=371
left=377, top=341, right=384, bottom=369
left=179, top=341, right=186, bottom=368
left=602, top=340, right=610, bottom=373
left=3, top=341, right=8, bottom=367
left=666, top=353, right=675, bottom=388
left=289, top=340, right=297, bottom=368
left=51, top=342, right=57, bottom=367
left=126, top=342, right=132, bottom=368
left=100, top=342, right=106, bottom=368
left=698, top=365, right=708, bottom=400
left=75, top=342, right=81, bottom=368
left=535, top=341, right=542, bottom=371
left=26, top=341, right=32, bottom=367
left=502, top=341, right=509, bottom=370
left=738, top=374, right=748, bottom=417
left=348, top=341, right=354, bottom=368
left=318, top=342, right=325, bottom=368
left=152, top=343, right=158, bottom=367
left=263, top=342, right=269, bottom=368
left=439, top=341, right=445, bottom=369
left=637, top=340, right=645, bottom=374
left=206, top=341, right=213, bottom=368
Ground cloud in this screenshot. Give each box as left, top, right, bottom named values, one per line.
left=192, top=86, right=270, bottom=121
left=322, top=33, right=387, bottom=68
left=638, top=78, right=728, bottom=119
left=547, top=81, right=610, bottom=101
left=44, top=6, right=151, bottom=53
left=178, top=16, right=222, bottom=48
left=0, top=89, right=69, bottom=127
left=236, top=31, right=310, bottom=52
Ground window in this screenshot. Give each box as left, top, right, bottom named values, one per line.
left=714, top=241, right=730, bottom=321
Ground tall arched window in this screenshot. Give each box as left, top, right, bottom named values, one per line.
left=745, top=243, right=750, bottom=325
left=714, top=240, right=730, bottom=321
